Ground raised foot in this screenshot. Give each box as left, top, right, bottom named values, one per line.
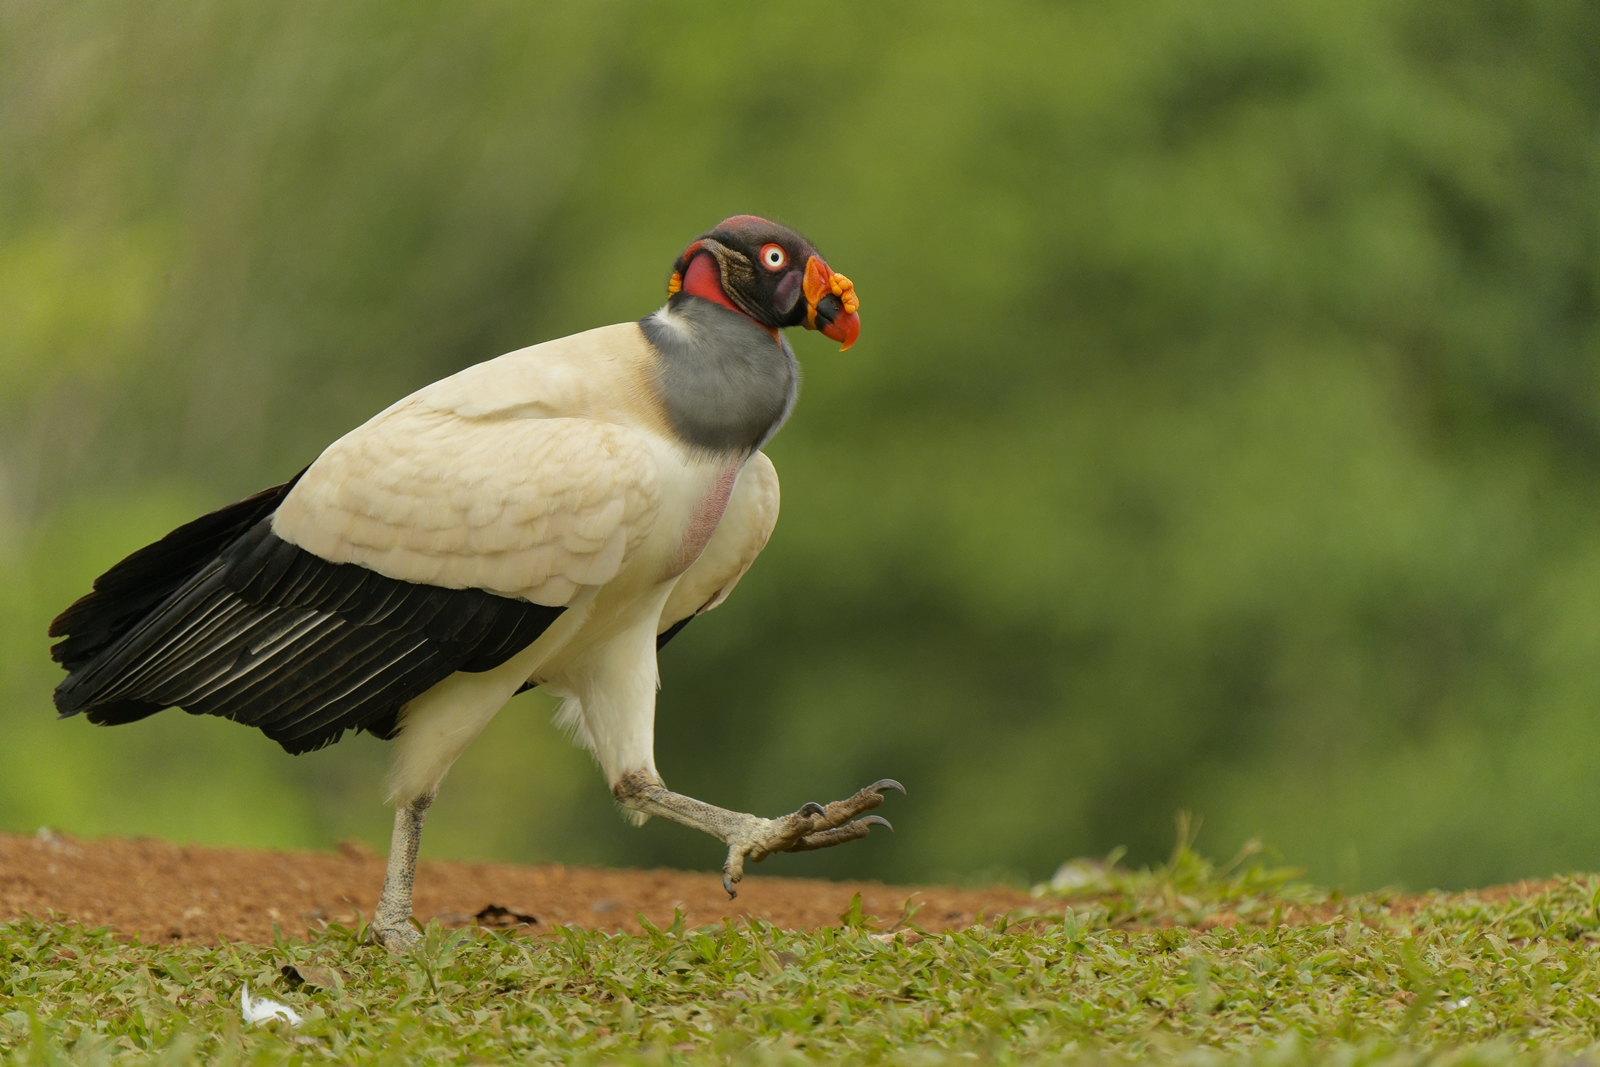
left=722, top=779, right=905, bottom=897
left=369, top=921, right=421, bottom=953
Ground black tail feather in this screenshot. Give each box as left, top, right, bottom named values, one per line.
left=81, top=699, right=166, bottom=727
left=50, top=475, right=563, bottom=755
left=49, top=474, right=304, bottom=674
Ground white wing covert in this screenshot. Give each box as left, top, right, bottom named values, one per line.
left=274, top=396, right=662, bottom=608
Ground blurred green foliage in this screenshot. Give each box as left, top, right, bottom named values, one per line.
left=3, top=0, right=1599, bottom=891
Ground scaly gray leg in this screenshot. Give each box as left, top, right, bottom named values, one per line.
left=613, top=772, right=903, bottom=896
left=369, top=791, right=435, bottom=952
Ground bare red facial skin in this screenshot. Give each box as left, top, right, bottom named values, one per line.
left=675, top=238, right=857, bottom=348
left=681, top=253, right=739, bottom=313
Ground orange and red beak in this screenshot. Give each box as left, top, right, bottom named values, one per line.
left=802, top=255, right=861, bottom=351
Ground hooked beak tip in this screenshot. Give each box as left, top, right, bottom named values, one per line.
left=823, top=311, right=860, bottom=351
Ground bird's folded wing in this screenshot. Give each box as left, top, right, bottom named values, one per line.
left=660, top=451, right=779, bottom=635
left=273, top=400, right=663, bottom=607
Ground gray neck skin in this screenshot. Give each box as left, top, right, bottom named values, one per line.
left=639, top=295, right=798, bottom=455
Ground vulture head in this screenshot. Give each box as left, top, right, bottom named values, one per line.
left=667, top=215, right=861, bottom=350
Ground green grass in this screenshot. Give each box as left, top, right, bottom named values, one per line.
left=6, top=842, right=1600, bottom=1065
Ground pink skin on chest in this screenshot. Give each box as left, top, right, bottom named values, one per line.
left=668, top=463, right=740, bottom=578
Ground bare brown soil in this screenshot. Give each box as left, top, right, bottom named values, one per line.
left=0, top=831, right=1042, bottom=944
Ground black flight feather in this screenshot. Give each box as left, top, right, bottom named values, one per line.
left=48, top=473, right=304, bottom=673
left=50, top=484, right=564, bottom=755
left=656, top=616, right=695, bottom=650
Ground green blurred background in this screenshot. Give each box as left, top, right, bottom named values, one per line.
left=3, top=0, right=1599, bottom=892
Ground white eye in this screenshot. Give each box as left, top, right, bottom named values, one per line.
left=759, top=243, right=787, bottom=271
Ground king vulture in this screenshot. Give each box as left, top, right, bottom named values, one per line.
left=49, top=216, right=900, bottom=951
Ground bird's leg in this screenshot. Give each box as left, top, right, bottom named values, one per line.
left=612, top=771, right=903, bottom=897
left=369, top=790, right=435, bottom=952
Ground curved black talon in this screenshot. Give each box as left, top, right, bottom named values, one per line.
left=869, top=779, right=906, bottom=796
left=723, top=872, right=737, bottom=899
left=799, top=801, right=827, bottom=818
left=860, top=815, right=894, bottom=832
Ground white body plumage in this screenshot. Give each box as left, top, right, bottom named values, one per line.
left=271, top=321, right=779, bottom=804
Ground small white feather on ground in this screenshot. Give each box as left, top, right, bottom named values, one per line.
left=240, top=983, right=302, bottom=1026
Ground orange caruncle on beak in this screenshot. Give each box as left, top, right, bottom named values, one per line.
left=802, top=255, right=861, bottom=351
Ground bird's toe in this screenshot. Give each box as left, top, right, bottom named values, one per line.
left=788, top=778, right=903, bottom=835
left=789, top=815, right=895, bottom=852
left=370, top=922, right=422, bottom=953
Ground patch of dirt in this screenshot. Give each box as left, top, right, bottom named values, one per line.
left=0, top=831, right=1041, bottom=944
